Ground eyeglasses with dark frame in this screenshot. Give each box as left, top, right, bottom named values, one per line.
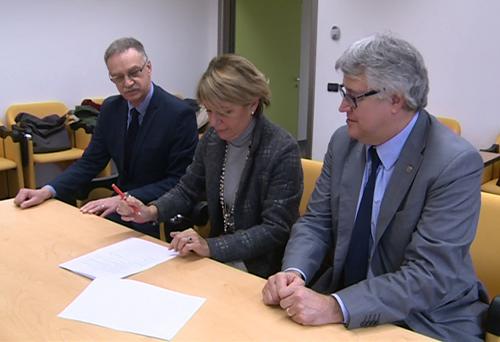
left=109, top=59, right=149, bottom=85
left=334, top=83, right=381, bottom=108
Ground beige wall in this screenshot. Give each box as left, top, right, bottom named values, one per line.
left=0, top=0, right=218, bottom=126
left=312, top=0, right=500, bottom=159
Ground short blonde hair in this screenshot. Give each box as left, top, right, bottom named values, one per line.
left=197, top=54, right=271, bottom=115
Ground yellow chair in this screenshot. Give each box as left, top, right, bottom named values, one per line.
left=472, top=192, right=500, bottom=297
left=5, top=101, right=86, bottom=189
left=471, top=192, right=500, bottom=341
left=0, top=122, right=24, bottom=198
left=436, top=116, right=461, bottom=135
left=300, top=158, right=323, bottom=216
left=481, top=134, right=500, bottom=195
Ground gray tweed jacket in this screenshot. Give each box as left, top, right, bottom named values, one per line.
left=152, top=115, right=303, bottom=278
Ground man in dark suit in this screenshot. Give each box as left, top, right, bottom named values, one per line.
left=14, top=37, right=198, bottom=237
left=262, top=34, right=488, bottom=341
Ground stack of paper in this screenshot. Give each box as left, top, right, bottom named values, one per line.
left=59, top=278, right=206, bottom=340
left=59, top=237, right=178, bottom=279
left=58, top=237, right=206, bottom=340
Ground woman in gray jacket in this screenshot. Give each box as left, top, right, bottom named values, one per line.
left=117, top=54, right=303, bottom=278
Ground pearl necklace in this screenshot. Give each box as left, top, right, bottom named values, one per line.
left=219, top=143, right=251, bottom=234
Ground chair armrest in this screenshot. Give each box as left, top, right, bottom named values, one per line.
left=0, top=126, right=9, bottom=139
left=487, top=296, right=500, bottom=337
left=481, top=144, right=500, bottom=153
left=191, top=201, right=209, bottom=226
left=0, top=125, right=25, bottom=143
left=165, top=201, right=209, bottom=232
left=2, top=126, right=32, bottom=166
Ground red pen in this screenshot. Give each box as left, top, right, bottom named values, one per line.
left=111, top=183, right=127, bottom=199
left=112, top=183, right=140, bottom=214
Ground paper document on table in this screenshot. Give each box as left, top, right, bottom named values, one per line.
left=59, top=237, right=177, bottom=279
left=59, top=278, right=205, bottom=341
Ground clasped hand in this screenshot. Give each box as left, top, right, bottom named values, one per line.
left=262, top=271, right=343, bottom=325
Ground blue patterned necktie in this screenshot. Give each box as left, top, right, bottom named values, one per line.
left=343, top=146, right=381, bottom=287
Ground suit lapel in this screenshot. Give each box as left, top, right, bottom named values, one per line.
left=334, top=142, right=366, bottom=281
left=374, top=112, right=430, bottom=246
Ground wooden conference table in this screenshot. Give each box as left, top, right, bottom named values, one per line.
left=0, top=199, right=433, bottom=341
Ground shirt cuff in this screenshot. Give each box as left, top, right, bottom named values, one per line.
left=283, top=267, right=307, bottom=283
left=43, top=185, right=56, bottom=198
left=332, top=293, right=349, bottom=324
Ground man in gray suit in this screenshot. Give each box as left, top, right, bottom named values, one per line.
left=262, top=34, right=488, bottom=341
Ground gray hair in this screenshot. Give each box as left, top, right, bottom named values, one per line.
left=335, top=34, right=429, bottom=111
left=104, top=37, right=148, bottom=63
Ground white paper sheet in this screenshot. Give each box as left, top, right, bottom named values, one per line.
left=59, top=237, right=177, bottom=279
left=59, top=278, right=205, bottom=341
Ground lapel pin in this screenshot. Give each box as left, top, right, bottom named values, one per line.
left=406, top=165, right=414, bottom=173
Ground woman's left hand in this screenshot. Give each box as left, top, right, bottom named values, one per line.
left=169, top=228, right=210, bottom=257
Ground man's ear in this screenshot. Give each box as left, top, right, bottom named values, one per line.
left=391, top=93, right=405, bottom=113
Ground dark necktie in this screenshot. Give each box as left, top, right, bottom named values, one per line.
left=343, top=146, right=381, bottom=287
left=124, top=108, right=140, bottom=173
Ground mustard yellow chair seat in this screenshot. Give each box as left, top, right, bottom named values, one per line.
left=0, top=158, right=16, bottom=171
left=32, top=148, right=83, bottom=163
left=300, top=158, right=323, bottom=216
